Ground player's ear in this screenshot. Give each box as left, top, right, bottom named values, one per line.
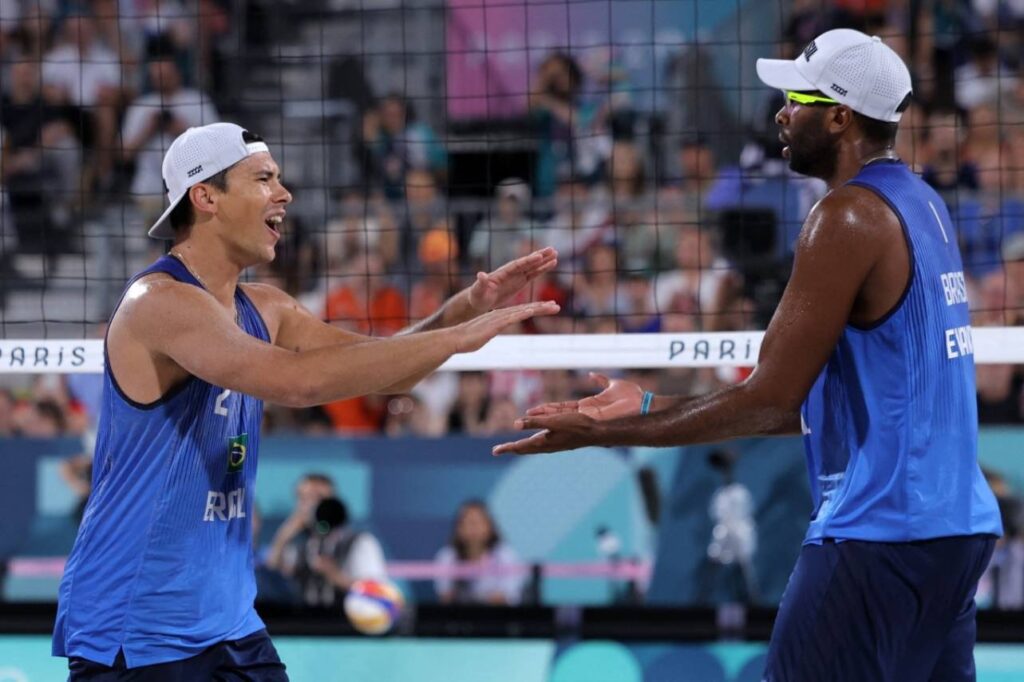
left=829, top=105, right=854, bottom=135
left=189, top=183, right=218, bottom=217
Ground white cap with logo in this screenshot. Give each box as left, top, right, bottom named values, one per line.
left=147, top=122, right=270, bottom=239
left=756, top=28, right=912, bottom=123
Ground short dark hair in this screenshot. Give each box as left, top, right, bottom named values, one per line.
left=167, top=167, right=231, bottom=233
left=853, top=111, right=899, bottom=147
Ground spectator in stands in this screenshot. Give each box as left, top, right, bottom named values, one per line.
left=89, top=0, right=146, bottom=99
left=316, top=240, right=407, bottom=435
left=1, top=58, right=81, bottom=256
left=619, top=274, right=661, bottom=333
left=121, top=36, right=219, bottom=228
left=41, top=9, right=123, bottom=189
left=620, top=196, right=682, bottom=276
left=921, top=108, right=978, bottom=195
left=652, top=225, right=738, bottom=331
left=12, top=397, right=66, bottom=437
left=531, top=52, right=607, bottom=197
left=265, top=473, right=336, bottom=577
left=447, top=371, right=492, bottom=434
left=360, top=93, right=446, bottom=200
left=324, top=242, right=407, bottom=337
left=264, top=474, right=388, bottom=607
left=469, top=178, right=535, bottom=271
left=322, top=192, right=399, bottom=278
left=677, top=133, right=721, bottom=213
left=297, top=496, right=388, bottom=608
left=955, top=36, right=1014, bottom=111
left=398, top=168, right=447, bottom=272
left=409, top=224, right=462, bottom=323
left=541, top=178, right=613, bottom=277
left=434, top=500, right=524, bottom=605
left=570, top=242, right=624, bottom=332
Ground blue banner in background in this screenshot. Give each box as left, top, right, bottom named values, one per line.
left=6, top=429, right=1024, bottom=607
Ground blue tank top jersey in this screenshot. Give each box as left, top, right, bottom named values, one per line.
left=53, top=256, right=269, bottom=667
left=800, top=160, right=1002, bottom=545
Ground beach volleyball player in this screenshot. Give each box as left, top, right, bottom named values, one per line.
left=52, top=122, right=558, bottom=679
left=495, top=30, right=1002, bottom=680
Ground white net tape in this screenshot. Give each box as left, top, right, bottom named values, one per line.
left=3, top=327, right=1021, bottom=374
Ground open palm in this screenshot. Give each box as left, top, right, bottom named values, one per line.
left=526, top=373, right=644, bottom=421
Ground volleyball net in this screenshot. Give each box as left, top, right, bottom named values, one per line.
left=2, top=0, right=1024, bottom=377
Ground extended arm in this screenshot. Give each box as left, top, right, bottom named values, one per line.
left=125, top=278, right=557, bottom=408
left=266, top=248, right=558, bottom=394
left=494, top=188, right=890, bottom=455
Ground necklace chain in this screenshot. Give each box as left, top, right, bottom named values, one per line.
left=169, top=250, right=240, bottom=325
left=862, top=148, right=900, bottom=166
left=169, top=250, right=207, bottom=290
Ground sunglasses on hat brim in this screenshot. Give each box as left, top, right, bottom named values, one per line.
left=785, top=90, right=839, bottom=106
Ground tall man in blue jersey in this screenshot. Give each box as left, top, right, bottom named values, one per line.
left=53, top=122, right=560, bottom=679
left=494, top=29, right=1003, bottom=681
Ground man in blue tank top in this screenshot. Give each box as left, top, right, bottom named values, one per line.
left=495, top=29, right=1002, bottom=681
left=52, top=122, right=560, bottom=680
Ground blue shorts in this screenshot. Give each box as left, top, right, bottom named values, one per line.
left=67, top=629, right=288, bottom=681
left=764, top=534, right=996, bottom=682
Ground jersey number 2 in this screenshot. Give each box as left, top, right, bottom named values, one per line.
left=214, top=389, right=232, bottom=416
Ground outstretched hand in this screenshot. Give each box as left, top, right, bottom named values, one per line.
left=468, top=247, right=558, bottom=312
left=491, top=412, right=600, bottom=456
left=454, top=300, right=560, bottom=354
left=525, top=372, right=644, bottom=421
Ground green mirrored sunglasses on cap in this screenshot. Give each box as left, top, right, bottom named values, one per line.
left=785, top=90, right=839, bottom=105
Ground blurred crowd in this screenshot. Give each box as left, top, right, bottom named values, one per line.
left=0, top=0, right=227, bottom=264
left=3, top=0, right=1024, bottom=438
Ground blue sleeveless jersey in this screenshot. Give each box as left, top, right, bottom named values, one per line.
left=801, top=160, right=1002, bottom=544
left=53, top=256, right=269, bottom=667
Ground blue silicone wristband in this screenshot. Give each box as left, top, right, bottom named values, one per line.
left=640, top=391, right=654, bottom=415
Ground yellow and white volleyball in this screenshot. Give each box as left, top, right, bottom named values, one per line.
left=343, top=579, right=405, bottom=635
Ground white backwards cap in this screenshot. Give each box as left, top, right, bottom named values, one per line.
left=148, top=122, right=270, bottom=239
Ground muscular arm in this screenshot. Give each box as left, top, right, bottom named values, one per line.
left=597, top=190, right=888, bottom=445
left=497, top=187, right=898, bottom=454
left=252, top=284, right=478, bottom=394
left=124, top=279, right=554, bottom=408
left=253, top=247, right=557, bottom=394
left=123, top=280, right=458, bottom=407
left=644, top=394, right=800, bottom=436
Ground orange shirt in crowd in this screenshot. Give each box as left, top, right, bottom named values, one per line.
left=324, top=284, right=408, bottom=337
left=322, top=284, right=407, bottom=432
